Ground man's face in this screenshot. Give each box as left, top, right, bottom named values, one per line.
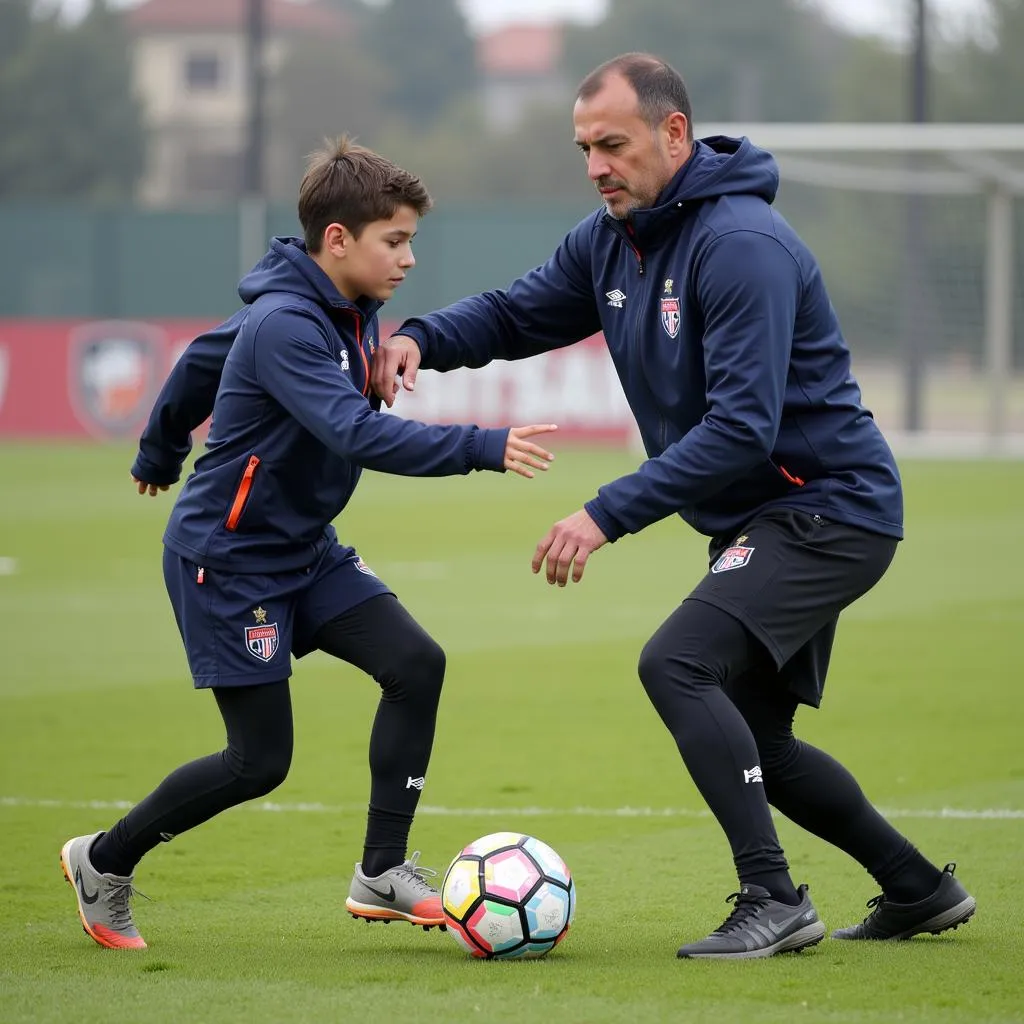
left=573, top=74, right=688, bottom=220
left=333, top=204, right=418, bottom=302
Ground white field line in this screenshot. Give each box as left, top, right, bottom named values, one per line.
left=1, top=796, right=1022, bottom=820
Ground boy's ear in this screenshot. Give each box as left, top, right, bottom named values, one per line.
left=322, top=222, right=350, bottom=257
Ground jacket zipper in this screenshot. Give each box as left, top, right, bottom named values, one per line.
left=226, top=454, right=260, bottom=531
left=345, top=309, right=370, bottom=396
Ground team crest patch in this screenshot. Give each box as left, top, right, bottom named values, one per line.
left=245, top=623, right=280, bottom=662
left=711, top=545, right=755, bottom=574
left=354, top=557, right=377, bottom=577
left=660, top=295, right=681, bottom=339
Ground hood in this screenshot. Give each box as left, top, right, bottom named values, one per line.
left=626, top=136, right=779, bottom=241
left=238, top=236, right=372, bottom=313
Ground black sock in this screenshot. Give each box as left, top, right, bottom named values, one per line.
left=874, top=842, right=943, bottom=903
left=742, top=871, right=802, bottom=905
left=361, top=806, right=413, bottom=877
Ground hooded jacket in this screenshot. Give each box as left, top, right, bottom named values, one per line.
left=132, top=238, right=508, bottom=573
left=397, top=137, right=903, bottom=543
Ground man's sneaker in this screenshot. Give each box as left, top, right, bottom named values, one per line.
left=59, top=832, right=147, bottom=949
left=832, top=863, right=976, bottom=940
left=677, top=883, right=826, bottom=959
left=345, top=851, right=445, bottom=930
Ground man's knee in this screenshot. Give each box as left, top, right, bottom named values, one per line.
left=225, top=742, right=292, bottom=799
left=637, top=631, right=720, bottom=702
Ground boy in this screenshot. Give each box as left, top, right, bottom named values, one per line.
left=59, top=137, right=557, bottom=950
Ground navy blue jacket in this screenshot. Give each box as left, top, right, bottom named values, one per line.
left=132, top=238, right=508, bottom=573
left=398, top=137, right=903, bottom=542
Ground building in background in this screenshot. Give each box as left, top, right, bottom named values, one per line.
left=476, top=22, right=567, bottom=130
left=126, top=0, right=347, bottom=206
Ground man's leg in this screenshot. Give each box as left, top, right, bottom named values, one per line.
left=638, top=599, right=826, bottom=958
left=726, top=656, right=976, bottom=940
left=310, top=593, right=447, bottom=927
left=61, top=682, right=293, bottom=948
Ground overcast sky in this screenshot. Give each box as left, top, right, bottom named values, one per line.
left=55, top=0, right=987, bottom=39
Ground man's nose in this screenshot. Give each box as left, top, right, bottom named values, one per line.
left=587, top=152, right=612, bottom=181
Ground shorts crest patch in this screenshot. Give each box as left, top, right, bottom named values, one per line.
left=711, top=545, right=755, bottom=574
left=245, top=623, right=280, bottom=662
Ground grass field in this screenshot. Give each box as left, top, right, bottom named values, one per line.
left=1, top=443, right=1022, bottom=1023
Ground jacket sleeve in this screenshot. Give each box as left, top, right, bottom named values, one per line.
left=584, top=230, right=799, bottom=540
left=130, top=309, right=246, bottom=485
left=252, top=308, right=508, bottom=475
left=396, top=218, right=602, bottom=370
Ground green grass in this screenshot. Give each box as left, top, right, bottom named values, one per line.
left=1, top=443, right=1022, bottom=1023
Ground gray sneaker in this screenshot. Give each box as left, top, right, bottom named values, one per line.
left=345, top=851, right=445, bottom=930
left=59, top=832, right=148, bottom=949
left=677, top=883, right=826, bottom=959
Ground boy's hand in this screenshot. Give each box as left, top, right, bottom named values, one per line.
left=372, top=334, right=421, bottom=408
left=505, top=424, right=558, bottom=479
left=132, top=474, right=169, bottom=497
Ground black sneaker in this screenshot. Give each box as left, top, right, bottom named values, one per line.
left=677, top=883, right=826, bottom=959
left=831, top=863, right=976, bottom=940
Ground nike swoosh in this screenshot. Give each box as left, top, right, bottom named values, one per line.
left=363, top=882, right=397, bottom=902
left=765, top=917, right=789, bottom=936
left=74, top=866, right=100, bottom=905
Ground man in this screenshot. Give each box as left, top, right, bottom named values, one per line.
left=59, top=137, right=556, bottom=950
left=371, top=54, right=976, bottom=959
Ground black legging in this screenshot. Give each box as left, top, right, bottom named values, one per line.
left=638, top=599, right=921, bottom=891
left=93, top=594, right=444, bottom=876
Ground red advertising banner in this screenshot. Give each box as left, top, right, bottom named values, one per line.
left=0, top=319, right=636, bottom=442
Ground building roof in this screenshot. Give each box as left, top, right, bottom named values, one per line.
left=126, top=0, right=347, bottom=35
left=477, top=23, right=563, bottom=77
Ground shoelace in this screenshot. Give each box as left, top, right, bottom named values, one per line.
left=712, top=889, right=774, bottom=936
left=394, top=851, right=439, bottom=896
left=102, top=880, right=151, bottom=931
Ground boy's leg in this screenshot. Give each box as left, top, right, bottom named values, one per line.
left=61, top=682, right=292, bottom=949
left=60, top=550, right=301, bottom=949
left=305, top=592, right=447, bottom=926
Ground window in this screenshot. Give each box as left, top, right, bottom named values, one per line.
left=184, top=53, right=222, bottom=91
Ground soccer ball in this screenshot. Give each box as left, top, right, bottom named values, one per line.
left=440, top=832, right=575, bottom=959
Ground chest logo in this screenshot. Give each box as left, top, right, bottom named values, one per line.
left=339, top=349, right=350, bottom=372
left=606, top=289, right=626, bottom=308
left=660, top=293, right=681, bottom=339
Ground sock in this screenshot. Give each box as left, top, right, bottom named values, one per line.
left=742, top=871, right=802, bottom=906
left=874, top=842, right=944, bottom=903
left=361, top=805, right=412, bottom=877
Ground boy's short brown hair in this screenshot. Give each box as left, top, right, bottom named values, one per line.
left=298, top=136, right=432, bottom=252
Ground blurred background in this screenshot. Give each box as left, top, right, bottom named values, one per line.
left=1, top=0, right=1023, bottom=447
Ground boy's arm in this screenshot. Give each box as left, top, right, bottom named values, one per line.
left=395, top=218, right=601, bottom=372
left=254, top=309, right=511, bottom=475
left=130, top=310, right=246, bottom=486
left=584, top=231, right=800, bottom=540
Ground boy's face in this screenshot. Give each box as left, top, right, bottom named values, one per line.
left=324, top=205, right=418, bottom=303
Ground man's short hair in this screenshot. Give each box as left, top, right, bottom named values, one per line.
left=298, top=136, right=432, bottom=252
left=577, top=53, right=693, bottom=140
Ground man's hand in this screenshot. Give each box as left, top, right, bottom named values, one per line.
left=371, top=334, right=421, bottom=408
left=132, top=475, right=169, bottom=497
left=532, top=509, right=608, bottom=586
left=505, top=425, right=558, bottom=478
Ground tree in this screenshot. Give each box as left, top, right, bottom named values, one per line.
left=0, top=0, right=145, bottom=200
left=362, top=0, right=477, bottom=127
left=562, top=0, right=847, bottom=123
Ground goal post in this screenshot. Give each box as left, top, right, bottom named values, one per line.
left=700, top=123, right=1024, bottom=454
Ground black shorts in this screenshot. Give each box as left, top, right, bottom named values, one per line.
left=687, top=507, right=898, bottom=707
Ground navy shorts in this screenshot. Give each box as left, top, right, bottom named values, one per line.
left=687, top=508, right=898, bottom=707
left=163, top=543, right=392, bottom=688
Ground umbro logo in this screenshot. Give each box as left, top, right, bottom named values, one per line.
left=406, top=776, right=425, bottom=790
left=743, top=766, right=763, bottom=784
left=74, top=866, right=100, bottom=905
left=606, top=289, right=626, bottom=308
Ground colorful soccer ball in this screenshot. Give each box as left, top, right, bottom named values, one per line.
left=440, top=832, right=575, bottom=959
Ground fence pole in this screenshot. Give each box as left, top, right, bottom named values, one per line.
left=984, top=185, right=1014, bottom=439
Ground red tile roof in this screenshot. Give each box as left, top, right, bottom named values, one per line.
left=126, top=0, right=347, bottom=35
left=477, top=22, right=563, bottom=77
